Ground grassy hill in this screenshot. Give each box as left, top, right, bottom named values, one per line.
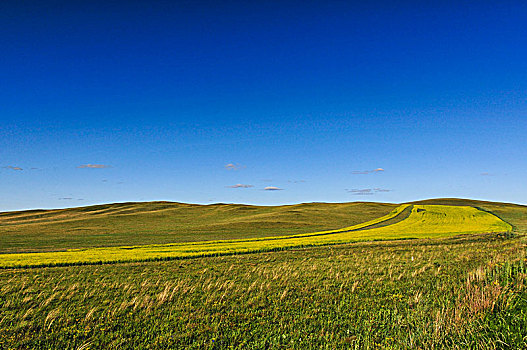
left=1, top=198, right=525, bottom=255
left=409, top=198, right=527, bottom=233
left=0, top=201, right=397, bottom=253
left=1, top=199, right=526, bottom=348
left=0, top=204, right=513, bottom=268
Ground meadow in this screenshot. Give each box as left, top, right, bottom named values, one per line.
left=0, top=198, right=526, bottom=349
left=0, top=204, right=511, bottom=268
left=1, top=234, right=525, bottom=349
left=0, top=201, right=397, bottom=253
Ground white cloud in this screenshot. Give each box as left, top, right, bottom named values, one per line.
left=264, top=186, right=283, bottom=191
left=346, top=188, right=391, bottom=195
left=77, top=164, right=111, bottom=169
left=352, top=168, right=385, bottom=175
left=227, top=184, right=254, bottom=188
left=373, top=188, right=391, bottom=192
left=225, top=163, right=245, bottom=170
left=346, top=189, right=374, bottom=195
left=4, top=166, right=23, bottom=171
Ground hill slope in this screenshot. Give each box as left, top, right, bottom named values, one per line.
left=0, top=201, right=397, bottom=253
left=409, top=198, right=527, bottom=233
left=0, top=204, right=512, bottom=268
left=1, top=198, right=525, bottom=256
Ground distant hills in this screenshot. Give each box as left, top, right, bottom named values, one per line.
left=0, top=198, right=525, bottom=254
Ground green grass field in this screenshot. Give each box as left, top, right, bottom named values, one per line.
left=0, top=201, right=397, bottom=253
left=0, top=204, right=511, bottom=268
left=1, top=234, right=526, bottom=349
left=0, top=198, right=526, bottom=349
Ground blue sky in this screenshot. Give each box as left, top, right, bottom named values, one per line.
left=1, top=0, right=526, bottom=211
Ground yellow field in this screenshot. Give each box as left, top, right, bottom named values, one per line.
left=0, top=205, right=512, bottom=268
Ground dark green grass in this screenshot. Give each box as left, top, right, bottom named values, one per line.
left=0, top=202, right=397, bottom=253
left=1, top=234, right=525, bottom=349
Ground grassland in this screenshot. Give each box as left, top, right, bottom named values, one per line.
left=1, top=234, right=525, bottom=349
left=411, top=198, right=527, bottom=233
left=0, top=205, right=511, bottom=268
left=0, top=198, right=525, bottom=349
left=0, top=201, right=397, bottom=253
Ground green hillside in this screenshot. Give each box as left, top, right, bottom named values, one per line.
left=1, top=199, right=526, bottom=348
left=1, top=198, right=524, bottom=258
left=0, top=204, right=513, bottom=268
left=0, top=201, right=397, bottom=253
left=409, top=198, right=527, bottom=233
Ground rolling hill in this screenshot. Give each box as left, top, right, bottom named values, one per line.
left=1, top=199, right=525, bottom=256
left=1, top=199, right=525, bottom=348
left=0, top=202, right=516, bottom=268
left=0, top=201, right=397, bottom=253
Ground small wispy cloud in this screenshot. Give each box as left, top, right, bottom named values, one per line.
left=480, top=172, right=495, bottom=176
left=373, top=188, right=391, bottom=192
left=288, top=180, right=306, bottom=183
left=225, top=163, right=245, bottom=170
left=346, top=188, right=391, bottom=195
left=346, top=189, right=374, bottom=195
left=77, top=164, right=111, bottom=169
left=352, top=168, right=385, bottom=175
left=264, top=186, right=283, bottom=191
left=58, top=197, right=73, bottom=200
left=4, top=166, right=23, bottom=171
left=227, top=184, right=254, bottom=188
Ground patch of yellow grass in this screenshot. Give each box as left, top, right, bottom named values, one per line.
left=0, top=205, right=511, bottom=268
